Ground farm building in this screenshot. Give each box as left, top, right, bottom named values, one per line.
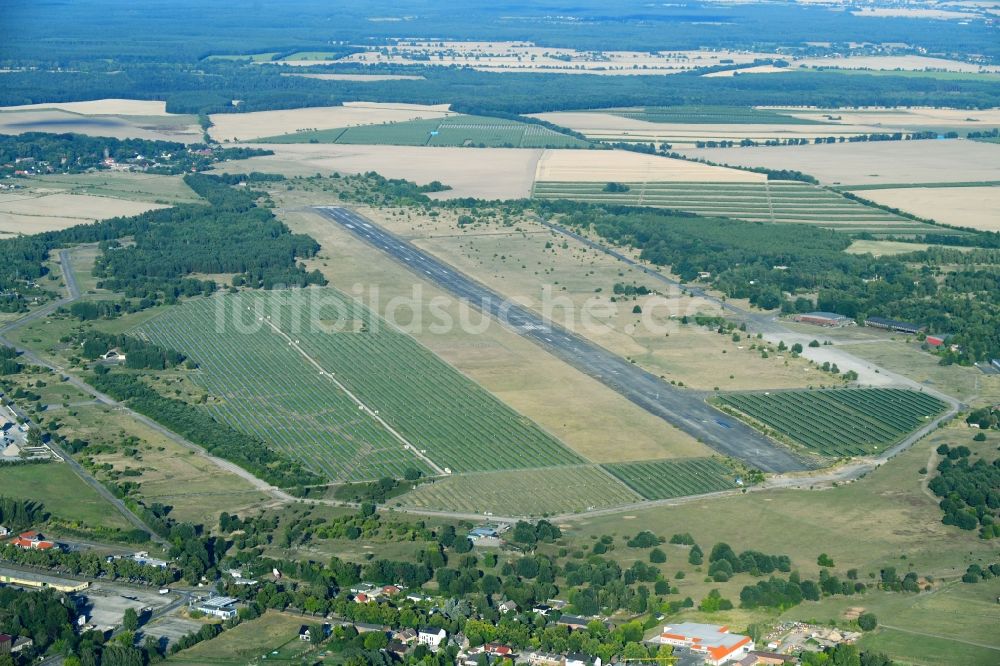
left=194, top=596, right=238, bottom=619
left=864, top=316, right=923, bottom=334
left=660, top=623, right=754, bottom=665
left=793, top=311, right=849, bottom=327
left=469, top=525, right=500, bottom=540
left=924, top=334, right=951, bottom=347
left=10, top=530, right=56, bottom=550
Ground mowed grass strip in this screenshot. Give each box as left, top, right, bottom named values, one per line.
left=258, top=114, right=590, bottom=148
left=716, top=388, right=947, bottom=457
left=398, top=466, right=641, bottom=517
left=137, top=289, right=583, bottom=481
left=533, top=180, right=955, bottom=234
left=602, top=457, right=738, bottom=500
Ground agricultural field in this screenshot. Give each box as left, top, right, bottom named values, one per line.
left=683, top=139, right=1000, bottom=187
left=397, top=466, right=641, bottom=516
left=851, top=185, right=1000, bottom=232
left=532, top=180, right=951, bottom=235
left=602, top=105, right=821, bottom=124
left=602, top=457, right=739, bottom=500
left=0, top=191, right=171, bottom=235
left=716, top=388, right=948, bottom=457
left=0, top=102, right=201, bottom=143
left=207, top=102, right=453, bottom=142
left=533, top=149, right=762, bottom=183
left=136, top=289, right=583, bottom=481
left=258, top=114, right=591, bottom=148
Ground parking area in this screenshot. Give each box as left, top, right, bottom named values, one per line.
left=78, top=583, right=175, bottom=631
left=140, top=613, right=205, bottom=649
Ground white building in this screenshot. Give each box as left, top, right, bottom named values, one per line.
left=195, top=596, right=238, bottom=620
left=418, top=627, right=447, bottom=649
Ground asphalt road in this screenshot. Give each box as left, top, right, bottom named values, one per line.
left=314, top=206, right=811, bottom=473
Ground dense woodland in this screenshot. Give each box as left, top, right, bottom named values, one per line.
left=535, top=201, right=1000, bottom=362
left=0, top=133, right=268, bottom=177
left=929, top=444, right=1000, bottom=539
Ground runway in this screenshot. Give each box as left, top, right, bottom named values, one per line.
left=314, top=206, right=811, bottom=473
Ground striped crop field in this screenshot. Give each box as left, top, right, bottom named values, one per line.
left=258, top=114, right=591, bottom=148
left=602, top=458, right=738, bottom=500
left=532, top=180, right=960, bottom=235
left=135, top=289, right=583, bottom=482
left=716, top=388, right=948, bottom=457
left=398, top=466, right=641, bottom=517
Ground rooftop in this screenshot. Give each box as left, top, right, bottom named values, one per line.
left=199, top=596, right=238, bottom=609
left=662, top=623, right=748, bottom=651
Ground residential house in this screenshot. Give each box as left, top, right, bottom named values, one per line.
left=354, top=592, right=374, bottom=604
left=418, top=627, right=447, bottom=649
left=469, top=526, right=499, bottom=540
left=748, top=652, right=797, bottom=665
left=527, top=651, right=565, bottom=666
left=11, top=636, right=32, bottom=653
left=299, top=626, right=312, bottom=642
left=531, top=604, right=552, bottom=616
left=394, top=628, right=417, bottom=644
left=0, top=525, right=8, bottom=537
left=386, top=640, right=409, bottom=657
left=498, top=600, right=518, bottom=614
left=482, top=644, right=515, bottom=658
left=381, top=584, right=402, bottom=596
left=556, top=615, right=590, bottom=630
left=406, top=592, right=429, bottom=603
left=565, top=653, right=589, bottom=666
left=11, top=530, right=56, bottom=550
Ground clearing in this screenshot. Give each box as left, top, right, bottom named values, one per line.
left=0, top=463, right=130, bottom=529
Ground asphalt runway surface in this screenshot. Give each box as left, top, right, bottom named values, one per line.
left=315, top=206, right=811, bottom=473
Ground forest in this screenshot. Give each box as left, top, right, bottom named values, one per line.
left=929, top=444, right=1000, bottom=539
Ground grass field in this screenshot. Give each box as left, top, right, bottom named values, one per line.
left=259, top=114, right=591, bottom=148
left=398, top=466, right=641, bottom=516
left=0, top=463, right=130, bottom=529
left=782, top=580, right=1000, bottom=666
left=532, top=180, right=955, bottom=235
left=602, top=457, right=738, bottom=500
left=168, top=611, right=314, bottom=664
left=136, top=289, right=583, bottom=481
left=28, top=172, right=203, bottom=205
left=717, top=388, right=948, bottom=457
left=604, top=106, right=821, bottom=124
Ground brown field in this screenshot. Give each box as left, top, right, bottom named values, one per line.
left=207, top=101, right=454, bottom=142
left=280, top=72, right=425, bottom=81
left=796, top=54, right=1000, bottom=72
left=0, top=103, right=201, bottom=143
left=683, top=139, right=1000, bottom=185
left=0, top=192, right=170, bottom=234
left=534, top=148, right=763, bottom=182
left=273, top=190, right=710, bottom=462
left=854, top=186, right=1000, bottom=231
left=778, top=106, right=1000, bottom=128
left=0, top=99, right=174, bottom=115
left=217, top=144, right=544, bottom=199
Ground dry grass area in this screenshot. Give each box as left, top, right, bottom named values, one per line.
left=216, top=144, right=544, bottom=199
left=208, top=101, right=454, bottom=142
left=0, top=192, right=169, bottom=234
left=0, top=99, right=174, bottom=115
left=683, top=139, right=1000, bottom=186
left=354, top=200, right=819, bottom=392
left=273, top=190, right=709, bottom=463
left=845, top=240, right=933, bottom=256
left=853, top=186, right=1000, bottom=231
left=534, top=148, right=762, bottom=182
left=332, top=42, right=780, bottom=75
left=779, top=106, right=1000, bottom=127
